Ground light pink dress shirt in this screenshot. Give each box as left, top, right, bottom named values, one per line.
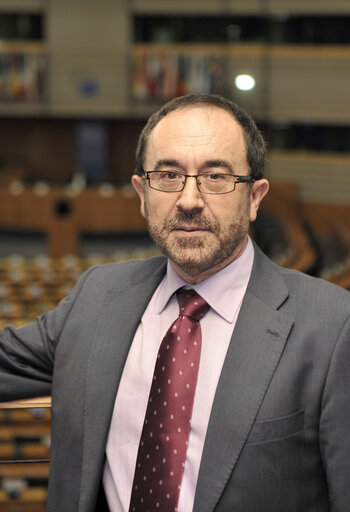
left=103, top=237, right=254, bottom=511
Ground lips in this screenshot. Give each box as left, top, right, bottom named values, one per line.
left=174, top=225, right=207, bottom=232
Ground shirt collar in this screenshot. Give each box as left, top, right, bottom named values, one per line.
left=156, top=236, right=254, bottom=323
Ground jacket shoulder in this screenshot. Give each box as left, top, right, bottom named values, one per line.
left=77, top=255, right=167, bottom=290
left=280, top=265, right=350, bottom=303
left=251, top=242, right=350, bottom=315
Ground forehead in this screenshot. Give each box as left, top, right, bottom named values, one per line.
left=145, top=105, right=248, bottom=169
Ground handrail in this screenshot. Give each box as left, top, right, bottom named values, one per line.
left=0, top=396, right=51, bottom=409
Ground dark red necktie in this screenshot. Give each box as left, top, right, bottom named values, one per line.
left=129, top=288, right=210, bottom=512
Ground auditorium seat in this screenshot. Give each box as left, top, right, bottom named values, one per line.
left=0, top=400, right=50, bottom=511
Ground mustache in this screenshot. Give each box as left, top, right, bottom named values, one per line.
left=164, top=211, right=218, bottom=232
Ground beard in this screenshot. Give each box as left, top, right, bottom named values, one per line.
left=145, top=205, right=250, bottom=279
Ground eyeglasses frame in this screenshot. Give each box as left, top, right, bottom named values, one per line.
left=141, top=170, right=255, bottom=195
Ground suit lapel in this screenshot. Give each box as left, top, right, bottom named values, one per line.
left=193, top=246, right=294, bottom=512
left=78, top=258, right=167, bottom=512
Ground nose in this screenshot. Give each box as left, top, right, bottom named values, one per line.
left=176, top=175, right=205, bottom=212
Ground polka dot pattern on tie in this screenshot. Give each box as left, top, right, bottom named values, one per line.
left=128, top=288, right=210, bottom=512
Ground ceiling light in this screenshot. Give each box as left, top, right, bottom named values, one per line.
left=235, top=74, right=256, bottom=91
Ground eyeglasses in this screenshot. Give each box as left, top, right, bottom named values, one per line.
left=143, top=170, right=254, bottom=195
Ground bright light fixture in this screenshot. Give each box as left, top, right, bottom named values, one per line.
left=235, top=74, right=256, bottom=91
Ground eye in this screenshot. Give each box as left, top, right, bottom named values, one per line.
left=206, top=173, right=226, bottom=181
left=160, top=171, right=180, bottom=180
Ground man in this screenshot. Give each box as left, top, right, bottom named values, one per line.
left=0, top=94, right=349, bottom=512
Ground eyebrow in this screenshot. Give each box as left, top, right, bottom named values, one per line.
left=201, top=160, right=234, bottom=173
left=153, top=159, right=181, bottom=170
left=153, top=159, right=234, bottom=173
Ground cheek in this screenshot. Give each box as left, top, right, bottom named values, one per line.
left=146, top=194, right=176, bottom=222
left=209, top=196, right=246, bottom=224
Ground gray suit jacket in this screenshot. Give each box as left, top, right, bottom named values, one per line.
left=1, top=243, right=350, bottom=512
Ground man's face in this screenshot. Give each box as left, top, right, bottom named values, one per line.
left=132, top=106, right=269, bottom=283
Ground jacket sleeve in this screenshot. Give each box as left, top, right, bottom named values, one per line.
left=319, top=312, right=350, bottom=512
left=0, top=266, right=97, bottom=402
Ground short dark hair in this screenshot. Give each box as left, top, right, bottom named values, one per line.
left=135, top=93, right=266, bottom=180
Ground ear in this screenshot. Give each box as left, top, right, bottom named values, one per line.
left=131, top=174, right=146, bottom=218
left=249, top=179, right=269, bottom=222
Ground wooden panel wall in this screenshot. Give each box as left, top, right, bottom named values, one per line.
left=132, top=0, right=350, bottom=14
left=0, top=119, right=76, bottom=183
left=268, top=47, right=350, bottom=123
left=267, top=151, right=350, bottom=206
left=0, top=186, right=146, bottom=257
left=130, top=0, right=224, bottom=14
left=47, top=0, right=131, bottom=115
left=267, top=0, right=350, bottom=14
left=0, top=119, right=144, bottom=184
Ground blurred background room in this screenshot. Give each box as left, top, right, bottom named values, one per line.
left=0, top=0, right=349, bottom=509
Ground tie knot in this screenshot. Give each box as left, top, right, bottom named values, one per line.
left=176, top=288, right=210, bottom=321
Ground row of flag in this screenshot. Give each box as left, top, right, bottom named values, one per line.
left=0, top=49, right=224, bottom=104
left=131, top=50, right=226, bottom=102
left=0, top=53, right=46, bottom=102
